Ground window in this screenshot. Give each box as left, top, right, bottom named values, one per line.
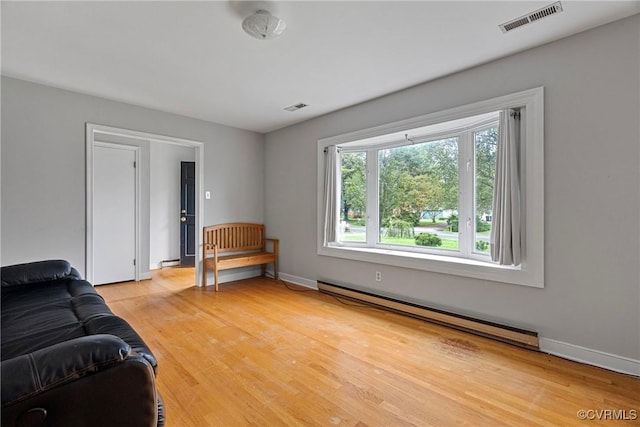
left=337, top=113, right=497, bottom=262
left=339, top=151, right=367, bottom=242
left=473, top=126, right=497, bottom=255
left=318, top=88, right=544, bottom=288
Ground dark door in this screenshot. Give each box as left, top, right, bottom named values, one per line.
left=180, top=161, right=196, bottom=267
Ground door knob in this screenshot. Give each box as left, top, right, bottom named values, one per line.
left=180, top=217, right=187, bottom=222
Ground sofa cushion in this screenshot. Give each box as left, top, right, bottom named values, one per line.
left=1, top=275, right=156, bottom=371
left=1, top=281, right=87, bottom=360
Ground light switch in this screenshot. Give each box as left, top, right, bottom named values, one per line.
left=205, top=191, right=211, bottom=200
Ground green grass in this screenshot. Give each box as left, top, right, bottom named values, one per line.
left=440, top=239, right=459, bottom=250
left=380, top=236, right=416, bottom=245
left=380, top=236, right=459, bottom=250
left=341, top=235, right=367, bottom=242
left=342, top=233, right=460, bottom=249
left=342, top=233, right=492, bottom=254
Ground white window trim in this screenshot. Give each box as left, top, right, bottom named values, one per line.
left=317, top=87, right=544, bottom=288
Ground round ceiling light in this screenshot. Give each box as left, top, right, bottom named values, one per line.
left=242, top=10, right=286, bottom=40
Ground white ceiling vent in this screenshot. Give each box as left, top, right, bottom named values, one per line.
left=499, top=1, right=563, bottom=33
left=284, top=103, right=309, bottom=112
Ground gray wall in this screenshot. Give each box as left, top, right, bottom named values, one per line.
left=1, top=77, right=264, bottom=279
left=264, top=16, right=640, bottom=361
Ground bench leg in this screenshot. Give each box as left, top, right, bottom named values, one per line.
left=202, top=263, right=207, bottom=287
left=274, top=260, right=279, bottom=280
left=214, top=267, right=219, bottom=292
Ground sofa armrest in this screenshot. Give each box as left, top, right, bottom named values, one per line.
left=1, top=259, right=82, bottom=288
left=2, top=335, right=160, bottom=427
left=1, top=334, right=131, bottom=407
left=85, top=316, right=158, bottom=374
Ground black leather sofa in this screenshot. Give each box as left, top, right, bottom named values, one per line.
left=1, top=260, right=164, bottom=427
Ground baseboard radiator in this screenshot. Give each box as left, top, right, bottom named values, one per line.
left=160, top=259, right=180, bottom=268
left=317, top=281, right=539, bottom=350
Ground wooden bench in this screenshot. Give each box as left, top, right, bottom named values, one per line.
left=202, top=223, right=279, bottom=291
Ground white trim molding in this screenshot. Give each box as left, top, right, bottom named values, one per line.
left=539, top=338, right=640, bottom=377
left=204, top=269, right=263, bottom=286
left=279, top=272, right=318, bottom=290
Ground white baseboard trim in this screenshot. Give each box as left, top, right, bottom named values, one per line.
left=139, top=271, right=152, bottom=281
left=202, top=269, right=261, bottom=287
left=539, top=337, right=640, bottom=377
left=201, top=269, right=316, bottom=288
left=279, top=272, right=318, bottom=290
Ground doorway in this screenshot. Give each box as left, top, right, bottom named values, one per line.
left=180, top=161, right=196, bottom=266
left=86, top=124, right=205, bottom=286
left=93, top=143, right=138, bottom=285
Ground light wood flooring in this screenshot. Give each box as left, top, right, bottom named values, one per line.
left=96, top=268, right=640, bottom=426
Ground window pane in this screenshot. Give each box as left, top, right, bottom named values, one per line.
left=339, top=151, right=367, bottom=242
left=378, top=138, right=459, bottom=250
left=474, top=127, right=498, bottom=254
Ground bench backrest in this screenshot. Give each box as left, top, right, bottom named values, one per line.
left=203, top=223, right=266, bottom=254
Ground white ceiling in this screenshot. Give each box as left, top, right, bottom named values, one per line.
left=2, top=1, right=639, bottom=133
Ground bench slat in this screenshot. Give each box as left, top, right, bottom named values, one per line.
left=205, top=252, right=276, bottom=270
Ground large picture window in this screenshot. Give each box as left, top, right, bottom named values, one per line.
left=337, top=114, right=496, bottom=262
left=318, top=88, right=544, bottom=287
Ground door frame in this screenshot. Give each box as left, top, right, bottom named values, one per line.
left=86, top=123, right=205, bottom=285
left=92, top=142, right=140, bottom=284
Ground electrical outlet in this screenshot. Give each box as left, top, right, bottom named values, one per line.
left=375, top=271, right=382, bottom=282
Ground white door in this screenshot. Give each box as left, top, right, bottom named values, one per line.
left=93, top=144, right=137, bottom=285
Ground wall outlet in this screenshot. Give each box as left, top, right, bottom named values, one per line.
left=375, top=271, right=382, bottom=282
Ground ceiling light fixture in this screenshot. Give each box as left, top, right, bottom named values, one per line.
left=242, top=10, right=286, bottom=40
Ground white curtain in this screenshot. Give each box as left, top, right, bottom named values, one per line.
left=323, top=145, right=340, bottom=246
left=490, top=110, right=521, bottom=266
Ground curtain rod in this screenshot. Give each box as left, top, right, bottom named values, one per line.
left=323, top=146, right=341, bottom=153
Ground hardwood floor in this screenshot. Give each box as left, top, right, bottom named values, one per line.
left=97, top=268, right=640, bottom=426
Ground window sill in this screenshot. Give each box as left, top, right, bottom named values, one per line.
left=318, top=244, right=543, bottom=288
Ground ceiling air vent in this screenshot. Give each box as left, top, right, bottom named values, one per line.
left=284, top=103, right=309, bottom=112
left=499, top=1, right=563, bottom=33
